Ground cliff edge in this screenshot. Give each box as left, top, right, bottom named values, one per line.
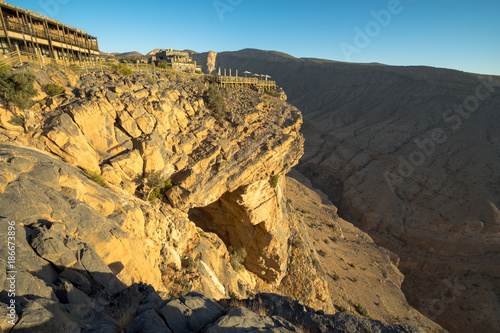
left=0, top=65, right=442, bottom=332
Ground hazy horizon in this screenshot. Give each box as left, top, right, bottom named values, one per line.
left=7, top=0, right=500, bottom=76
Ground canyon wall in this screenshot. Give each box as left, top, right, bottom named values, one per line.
left=191, top=49, right=500, bottom=332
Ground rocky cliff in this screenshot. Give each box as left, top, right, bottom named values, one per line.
left=191, top=49, right=500, bottom=332
left=0, top=64, right=442, bottom=332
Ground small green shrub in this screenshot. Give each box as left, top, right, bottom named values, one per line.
left=68, top=63, right=80, bottom=72
left=271, top=174, right=280, bottom=188
left=291, top=239, right=303, bottom=249
left=349, top=301, right=369, bottom=317
left=88, top=171, right=107, bottom=187
left=157, top=62, right=169, bottom=69
left=265, top=89, right=276, bottom=96
left=206, top=84, right=226, bottom=122
left=147, top=171, right=174, bottom=200
left=178, top=277, right=191, bottom=296
left=0, top=68, right=38, bottom=110
left=8, top=115, right=25, bottom=127
left=228, top=246, right=247, bottom=271
left=195, top=80, right=206, bottom=93
left=49, top=63, right=61, bottom=71
left=355, top=303, right=368, bottom=317
left=332, top=272, right=340, bottom=281
left=112, top=63, right=133, bottom=76
left=45, top=83, right=65, bottom=96
left=182, top=256, right=196, bottom=272
left=148, top=178, right=174, bottom=201
left=312, top=258, right=321, bottom=271
left=338, top=305, right=348, bottom=313
left=146, top=75, right=155, bottom=84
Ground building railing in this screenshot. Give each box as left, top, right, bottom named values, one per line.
left=0, top=50, right=22, bottom=67
left=49, top=32, right=61, bottom=41
left=6, top=21, right=30, bottom=34
left=1, top=52, right=201, bottom=77
left=33, top=28, right=45, bottom=38
left=3, top=21, right=98, bottom=51
left=162, top=50, right=190, bottom=57
left=170, top=60, right=196, bottom=65
left=216, top=75, right=276, bottom=87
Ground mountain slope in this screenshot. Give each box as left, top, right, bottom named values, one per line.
left=192, top=49, right=500, bottom=332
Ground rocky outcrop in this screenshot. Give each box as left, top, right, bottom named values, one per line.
left=219, top=293, right=425, bottom=333
left=0, top=143, right=187, bottom=292
left=206, top=51, right=217, bottom=74
left=0, top=65, right=443, bottom=332
left=0, top=65, right=304, bottom=285
left=0, top=152, right=427, bottom=332
left=0, top=137, right=296, bottom=332
left=0, top=65, right=312, bottom=326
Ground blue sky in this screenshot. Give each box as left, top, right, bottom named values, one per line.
left=8, top=0, right=500, bottom=75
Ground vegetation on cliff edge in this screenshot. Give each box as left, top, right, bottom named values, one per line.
left=206, top=84, right=226, bottom=122
left=0, top=67, right=38, bottom=110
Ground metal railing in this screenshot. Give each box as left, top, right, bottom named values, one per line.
left=0, top=50, right=21, bottom=67
left=216, top=75, right=276, bottom=87
left=3, top=23, right=98, bottom=51
left=1, top=51, right=205, bottom=78
left=1, top=49, right=99, bottom=72
left=6, top=21, right=29, bottom=34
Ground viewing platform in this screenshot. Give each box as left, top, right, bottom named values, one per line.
left=216, top=75, right=276, bottom=88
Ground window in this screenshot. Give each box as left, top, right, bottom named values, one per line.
left=0, top=38, right=9, bottom=54
left=40, top=45, right=50, bottom=57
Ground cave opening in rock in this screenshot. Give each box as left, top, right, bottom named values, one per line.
left=187, top=185, right=283, bottom=282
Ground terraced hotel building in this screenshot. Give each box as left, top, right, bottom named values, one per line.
left=0, top=0, right=99, bottom=61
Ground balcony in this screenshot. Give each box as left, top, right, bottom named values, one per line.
left=32, top=28, right=46, bottom=38
left=6, top=21, right=30, bottom=34
left=49, top=32, right=60, bottom=41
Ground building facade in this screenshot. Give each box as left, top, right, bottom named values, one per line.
left=151, top=49, right=199, bottom=73
left=0, top=0, right=99, bottom=62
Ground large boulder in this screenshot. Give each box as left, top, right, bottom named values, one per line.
left=159, top=292, right=227, bottom=333
left=205, top=306, right=301, bottom=333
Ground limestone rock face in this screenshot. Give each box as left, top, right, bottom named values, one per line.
left=189, top=179, right=289, bottom=282
left=0, top=66, right=305, bottom=308
left=0, top=65, right=444, bottom=332
left=206, top=51, right=217, bottom=74
left=0, top=144, right=164, bottom=293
